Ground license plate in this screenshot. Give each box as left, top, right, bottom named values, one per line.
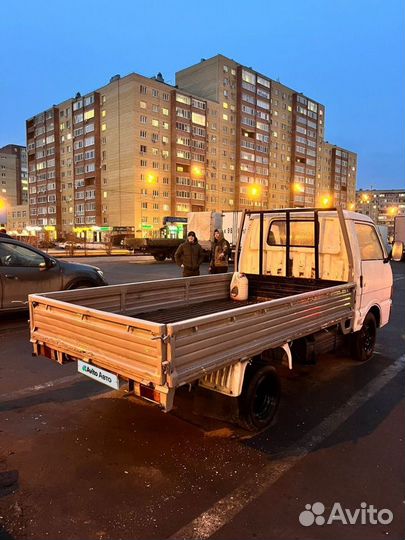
left=78, top=360, right=120, bottom=390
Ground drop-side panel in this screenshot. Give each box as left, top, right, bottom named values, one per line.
left=166, top=283, right=355, bottom=387
left=40, top=274, right=232, bottom=315
left=29, top=295, right=167, bottom=385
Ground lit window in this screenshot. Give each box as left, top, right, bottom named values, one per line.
left=84, top=109, right=95, bottom=121
left=192, top=112, right=206, bottom=126
left=101, top=123, right=107, bottom=131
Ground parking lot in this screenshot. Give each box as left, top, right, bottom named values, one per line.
left=0, top=259, right=404, bottom=540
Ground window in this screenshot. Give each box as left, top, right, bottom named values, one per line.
left=85, top=136, right=95, bottom=147
left=192, top=98, right=205, bottom=110
left=84, top=95, right=95, bottom=106
left=257, top=76, right=270, bottom=88
left=0, top=243, right=45, bottom=268
left=267, top=220, right=315, bottom=247
left=84, top=109, right=95, bottom=121
left=355, top=223, right=384, bottom=260
left=242, top=70, right=256, bottom=85
left=176, top=94, right=191, bottom=105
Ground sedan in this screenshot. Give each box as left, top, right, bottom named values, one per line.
left=0, top=237, right=107, bottom=311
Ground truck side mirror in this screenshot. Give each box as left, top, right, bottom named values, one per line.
left=391, top=241, right=404, bottom=261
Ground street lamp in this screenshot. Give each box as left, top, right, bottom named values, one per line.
left=361, top=193, right=370, bottom=204
left=388, top=206, right=398, bottom=217
left=192, top=166, right=203, bottom=177
left=321, top=195, right=331, bottom=208
left=247, top=184, right=262, bottom=207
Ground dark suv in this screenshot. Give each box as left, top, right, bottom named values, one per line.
left=0, top=237, right=107, bottom=311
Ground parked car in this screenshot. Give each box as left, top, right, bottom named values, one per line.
left=0, top=237, right=107, bottom=311
left=56, top=241, right=84, bottom=250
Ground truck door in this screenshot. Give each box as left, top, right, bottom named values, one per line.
left=354, top=222, right=393, bottom=326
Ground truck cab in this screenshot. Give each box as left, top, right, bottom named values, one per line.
left=237, top=208, right=393, bottom=352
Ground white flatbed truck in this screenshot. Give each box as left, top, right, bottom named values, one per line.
left=29, top=208, right=398, bottom=430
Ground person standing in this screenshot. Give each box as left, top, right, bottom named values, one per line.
left=174, top=231, right=205, bottom=277
left=209, top=229, right=231, bottom=274
left=0, top=228, right=11, bottom=239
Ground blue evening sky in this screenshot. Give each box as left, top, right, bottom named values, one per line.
left=0, top=0, right=403, bottom=189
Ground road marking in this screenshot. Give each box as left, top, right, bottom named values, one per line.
left=170, top=354, right=405, bottom=540
left=0, top=374, right=82, bottom=403
left=393, top=275, right=405, bottom=282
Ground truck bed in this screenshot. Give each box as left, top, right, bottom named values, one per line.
left=135, top=275, right=344, bottom=324
left=29, top=273, right=355, bottom=408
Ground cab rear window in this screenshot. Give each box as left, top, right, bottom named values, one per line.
left=267, top=220, right=315, bottom=247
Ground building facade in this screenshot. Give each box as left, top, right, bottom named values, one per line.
left=0, top=144, right=28, bottom=226
left=319, top=142, right=357, bottom=208
left=26, top=54, right=357, bottom=240
left=6, top=204, right=29, bottom=234
left=176, top=55, right=332, bottom=210
left=356, top=189, right=405, bottom=238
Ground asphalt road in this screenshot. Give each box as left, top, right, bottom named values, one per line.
left=0, top=260, right=404, bottom=540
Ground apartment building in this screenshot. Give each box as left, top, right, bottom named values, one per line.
left=6, top=204, right=29, bottom=233
left=356, top=189, right=405, bottom=237
left=0, top=144, right=28, bottom=213
left=172, top=90, right=207, bottom=215
left=26, top=54, right=357, bottom=239
left=176, top=54, right=329, bottom=210
left=319, top=142, right=357, bottom=208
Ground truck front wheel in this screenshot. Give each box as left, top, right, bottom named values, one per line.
left=238, top=365, right=280, bottom=431
left=352, top=312, right=377, bottom=362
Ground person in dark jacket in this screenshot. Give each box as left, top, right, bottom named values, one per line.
left=209, top=229, right=230, bottom=274
left=174, top=231, right=205, bottom=277
left=0, top=228, right=12, bottom=239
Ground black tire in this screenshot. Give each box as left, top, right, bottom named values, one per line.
left=153, top=253, right=166, bottom=262
left=352, top=312, right=377, bottom=362
left=238, top=365, right=280, bottom=432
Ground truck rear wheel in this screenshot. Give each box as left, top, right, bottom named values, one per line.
left=153, top=253, right=166, bottom=262
left=238, top=365, right=280, bottom=431
left=352, top=312, right=377, bottom=362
